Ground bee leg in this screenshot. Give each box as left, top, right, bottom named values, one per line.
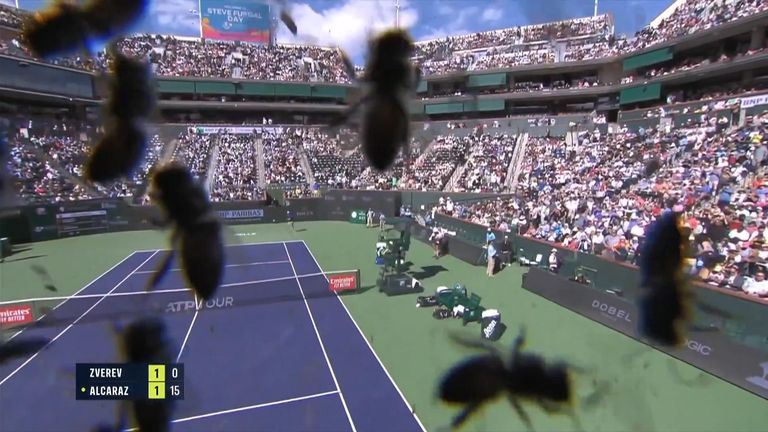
left=509, top=396, right=535, bottom=432
left=279, top=10, right=297, bottom=35
left=551, top=403, right=583, bottom=432
left=512, top=326, right=527, bottom=358
left=536, top=398, right=563, bottom=414
left=146, top=249, right=175, bottom=292
left=450, top=402, right=481, bottom=429
left=116, top=400, right=128, bottom=431
left=447, top=332, right=498, bottom=355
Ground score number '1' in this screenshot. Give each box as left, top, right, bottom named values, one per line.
left=150, top=366, right=181, bottom=398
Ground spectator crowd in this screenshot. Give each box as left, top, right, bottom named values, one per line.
left=0, top=0, right=765, bottom=81
left=430, top=111, right=768, bottom=299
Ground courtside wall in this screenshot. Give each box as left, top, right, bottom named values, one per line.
left=2, top=190, right=767, bottom=400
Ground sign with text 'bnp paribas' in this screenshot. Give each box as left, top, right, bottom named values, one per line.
left=200, top=0, right=271, bottom=43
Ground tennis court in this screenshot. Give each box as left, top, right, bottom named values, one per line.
left=0, top=240, right=425, bottom=432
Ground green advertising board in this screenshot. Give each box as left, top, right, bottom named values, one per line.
left=349, top=209, right=367, bottom=224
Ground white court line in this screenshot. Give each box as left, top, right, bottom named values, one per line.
left=0, top=272, right=327, bottom=306
left=176, top=293, right=199, bottom=362
left=300, top=240, right=427, bottom=432
left=5, top=251, right=140, bottom=342
left=0, top=251, right=160, bottom=387
left=283, top=242, right=357, bottom=432
left=133, top=259, right=290, bottom=274
left=133, top=239, right=304, bottom=253
left=124, top=390, right=340, bottom=430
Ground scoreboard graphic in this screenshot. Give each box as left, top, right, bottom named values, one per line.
left=76, top=364, right=184, bottom=400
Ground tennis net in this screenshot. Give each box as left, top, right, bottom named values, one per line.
left=0, top=269, right=361, bottom=335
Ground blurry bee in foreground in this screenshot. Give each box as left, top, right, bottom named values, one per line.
left=20, top=0, right=148, bottom=59
left=20, top=1, right=90, bottom=59
left=0, top=336, right=50, bottom=364
left=637, top=211, right=693, bottom=347
left=85, top=49, right=155, bottom=183
left=147, top=163, right=224, bottom=301
left=439, top=328, right=578, bottom=431
left=116, top=317, right=175, bottom=432
left=331, top=29, right=420, bottom=171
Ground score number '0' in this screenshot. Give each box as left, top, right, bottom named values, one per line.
left=151, top=367, right=181, bottom=380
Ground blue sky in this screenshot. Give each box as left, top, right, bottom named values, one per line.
left=3, top=0, right=673, bottom=63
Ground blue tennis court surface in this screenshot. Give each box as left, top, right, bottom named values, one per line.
left=0, top=240, right=425, bottom=432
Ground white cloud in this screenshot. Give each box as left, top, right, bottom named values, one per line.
left=276, top=0, right=419, bottom=64
left=481, top=7, right=503, bottom=22
left=417, top=6, right=478, bottom=42
left=437, top=4, right=454, bottom=16
left=150, top=0, right=201, bottom=35
left=0, top=0, right=15, bottom=7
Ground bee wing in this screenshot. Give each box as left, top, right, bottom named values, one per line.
left=338, top=49, right=357, bottom=82
left=328, top=93, right=372, bottom=129
left=80, top=0, right=150, bottom=40
left=693, top=301, right=734, bottom=320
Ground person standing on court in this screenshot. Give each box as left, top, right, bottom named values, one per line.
left=286, top=209, right=294, bottom=231
left=379, top=212, right=386, bottom=231
left=367, top=208, right=374, bottom=228
left=548, top=248, right=560, bottom=273
left=500, top=235, right=513, bottom=268
left=486, top=227, right=496, bottom=243
left=486, top=240, right=497, bottom=277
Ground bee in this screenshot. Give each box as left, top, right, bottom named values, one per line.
left=20, top=0, right=148, bottom=60
left=116, top=317, right=175, bottom=432
left=147, top=163, right=224, bottom=301
left=85, top=49, right=155, bottom=184
left=438, top=328, right=577, bottom=431
left=0, top=336, right=50, bottom=364
left=20, top=1, right=90, bottom=59
left=331, top=29, right=420, bottom=171
left=637, top=211, right=693, bottom=347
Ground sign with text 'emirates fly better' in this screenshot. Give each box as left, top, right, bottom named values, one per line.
left=201, top=0, right=271, bottom=43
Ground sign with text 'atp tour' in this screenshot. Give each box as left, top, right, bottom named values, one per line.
left=201, top=0, right=271, bottom=43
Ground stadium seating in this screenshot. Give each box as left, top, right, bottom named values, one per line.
left=211, top=133, right=262, bottom=202
left=0, top=1, right=765, bottom=80
left=262, top=128, right=308, bottom=185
